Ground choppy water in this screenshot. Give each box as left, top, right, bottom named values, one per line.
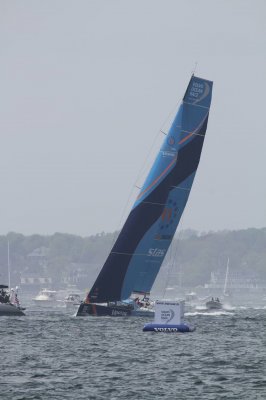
left=1, top=306, right=266, bottom=400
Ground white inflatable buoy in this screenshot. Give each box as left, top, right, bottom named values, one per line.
left=143, top=300, right=195, bottom=333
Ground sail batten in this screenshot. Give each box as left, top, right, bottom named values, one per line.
left=183, top=101, right=211, bottom=109
left=111, top=252, right=159, bottom=257
left=180, top=130, right=205, bottom=136
left=86, top=75, right=213, bottom=303
left=171, top=185, right=191, bottom=191
left=142, top=202, right=169, bottom=206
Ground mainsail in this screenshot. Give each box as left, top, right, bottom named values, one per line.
left=87, top=75, right=213, bottom=303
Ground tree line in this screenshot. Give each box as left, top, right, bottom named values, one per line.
left=0, top=228, right=265, bottom=288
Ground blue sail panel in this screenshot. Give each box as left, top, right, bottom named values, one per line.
left=133, top=106, right=183, bottom=209
left=183, top=76, right=212, bottom=108
left=87, top=75, right=213, bottom=303
left=121, top=173, right=195, bottom=298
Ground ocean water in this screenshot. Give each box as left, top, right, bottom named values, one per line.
left=1, top=306, right=266, bottom=400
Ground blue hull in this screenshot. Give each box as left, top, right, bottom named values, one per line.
left=143, top=323, right=195, bottom=333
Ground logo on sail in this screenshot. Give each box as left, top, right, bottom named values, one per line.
left=147, top=248, right=166, bottom=257
left=160, top=308, right=175, bottom=323
left=168, top=136, right=175, bottom=146
left=189, top=81, right=210, bottom=104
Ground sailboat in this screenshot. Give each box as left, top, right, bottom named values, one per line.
left=76, top=74, right=213, bottom=317
left=205, top=258, right=230, bottom=310
left=0, top=242, right=25, bottom=316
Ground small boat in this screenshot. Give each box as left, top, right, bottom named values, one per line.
left=64, top=293, right=82, bottom=308
left=206, top=297, right=223, bottom=310
left=76, top=74, right=213, bottom=317
left=32, top=289, right=58, bottom=307
left=0, top=284, right=25, bottom=316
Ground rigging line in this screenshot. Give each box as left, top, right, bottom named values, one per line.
left=111, top=184, right=136, bottom=245
left=134, top=129, right=162, bottom=186
left=161, top=125, right=181, bottom=136
left=110, top=138, right=161, bottom=238
left=162, top=243, right=174, bottom=299
left=110, top=107, right=205, bottom=247
left=111, top=95, right=183, bottom=244
left=162, top=211, right=186, bottom=298
left=111, top=127, right=172, bottom=246
left=191, top=61, right=198, bottom=76
left=133, top=98, right=182, bottom=187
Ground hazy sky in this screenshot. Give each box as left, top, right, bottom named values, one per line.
left=0, top=0, right=265, bottom=236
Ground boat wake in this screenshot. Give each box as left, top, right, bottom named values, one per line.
left=186, top=310, right=234, bottom=317
left=222, top=304, right=236, bottom=311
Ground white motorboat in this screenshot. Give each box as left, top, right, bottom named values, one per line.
left=32, top=289, right=58, bottom=307
left=64, top=293, right=82, bottom=308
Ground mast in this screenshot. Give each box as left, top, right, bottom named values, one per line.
left=7, top=240, right=11, bottom=288
left=223, top=258, right=229, bottom=295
